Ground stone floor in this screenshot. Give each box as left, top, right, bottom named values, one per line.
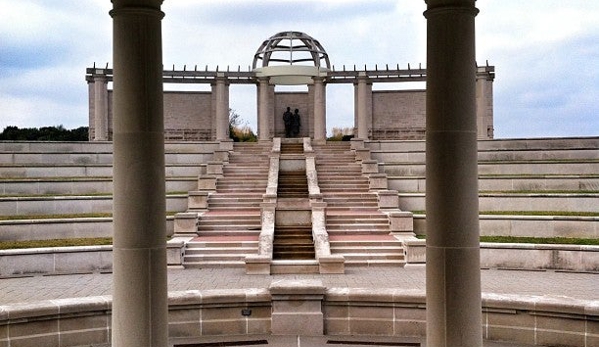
left=0, top=266, right=597, bottom=305
left=1, top=266, right=596, bottom=347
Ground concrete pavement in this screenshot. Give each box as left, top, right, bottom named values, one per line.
left=1, top=266, right=597, bottom=305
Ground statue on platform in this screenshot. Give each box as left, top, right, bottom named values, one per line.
left=283, top=107, right=293, bottom=137
left=291, top=109, right=301, bottom=137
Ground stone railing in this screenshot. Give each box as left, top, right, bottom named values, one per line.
left=1, top=281, right=596, bottom=347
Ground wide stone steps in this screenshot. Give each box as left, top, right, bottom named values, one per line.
left=182, top=143, right=270, bottom=268
left=330, top=239, right=405, bottom=266
left=183, top=238, right=259, bottom=268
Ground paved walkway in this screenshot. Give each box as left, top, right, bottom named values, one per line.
left=1, top=267, right=597, bottom=305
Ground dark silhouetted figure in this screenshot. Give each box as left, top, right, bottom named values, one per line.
left=291, top=109, right=301, bottom=137
left=283, top=107, right=293, bottom=137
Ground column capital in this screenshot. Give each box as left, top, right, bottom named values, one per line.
left=424, top=1, right=478, bottom=18
left=94, top=75, right=108, bottom=83
left=110, top=4, right=164, bottom=19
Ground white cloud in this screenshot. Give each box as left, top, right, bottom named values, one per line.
left=0, top=0, right=597, bottom=138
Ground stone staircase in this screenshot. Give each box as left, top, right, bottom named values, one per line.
left=272, top=141, right=315, bottom=261
left=183, top=142, right=271, bottom=268
left=183, top=140, right=405, bottom=269
left=313, top=142, right=405, bottom=266
left=272, top=225, right=315, bottom=260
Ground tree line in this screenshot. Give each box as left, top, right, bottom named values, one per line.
left=0, top=126, right=89, bottom=141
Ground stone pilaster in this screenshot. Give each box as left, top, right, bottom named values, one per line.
left=476, top=67, right=494, bottom=139
left=424, top=1, right=482, bottom=347
left=110, top=1, right=168, bottom=346
left=213, top=74, right=230, bottom=141
left=312, top=77, right=326, bottom=141
left=269, top=279, right=325, bottom=335
left=257, top=77, right=270, bottom=141
left=93, top=76, right=109, bottom=141
left=355, top=73, right=371, bottom=140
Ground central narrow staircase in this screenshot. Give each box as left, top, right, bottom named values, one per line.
left=272, top=141, right=315, bottom=260
left=313, top=142, right=405, bottom=266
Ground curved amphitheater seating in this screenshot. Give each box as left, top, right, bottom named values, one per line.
left=0, top=137, right=597, bottom=273
left=0, top=139, right=597, bottom=347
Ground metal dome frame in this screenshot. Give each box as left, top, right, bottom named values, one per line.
left=252, top=31, right=330, bottom=85
left=252, top=31, right=331, bottom=69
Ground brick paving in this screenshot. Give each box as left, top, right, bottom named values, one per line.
left=0, top=266, right=597, bottom=305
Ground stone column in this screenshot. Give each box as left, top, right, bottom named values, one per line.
left=312, top=77, right=326, bottom=141
left=94, top=76, right=109, bottom=141
left=214, top=74, right=229, bottom=141
left=356, top=73, right=370, bottom=140
left=424, top=1, right=482, bottom=347
left=257, top=77, right=270, bottom=141
left=110, top=1, right=168, bottom=346
left=476, top=68, right=494, bottom=139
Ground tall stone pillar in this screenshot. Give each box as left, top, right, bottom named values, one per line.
left=258, top=77, right=270, bottom=141
left=313, top=77, right=326, bottom=141
left=93, top=76, right=109, bottom=141
left=110, top=1, right=168, bottom=346
left=214, top=74, right=230, bottom=141
left=356, top=73, right=370, bottom=140
left=476, top=69, right=494, bottom=139
left=424, top=1, right=482, bottom=347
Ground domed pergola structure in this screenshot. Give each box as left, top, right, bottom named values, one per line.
left=87, top=30, right=494, bottom=142
left=252, top=31, right=329, bottom=85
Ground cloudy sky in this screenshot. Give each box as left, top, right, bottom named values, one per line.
left=1, top=0, right=598, bottom=139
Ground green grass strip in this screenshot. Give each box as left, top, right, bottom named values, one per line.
left=480, top=190, right=599, bottom=194
left=415, top=235, right=599, bottom=245
left=0, top=211, right=179, bottom=221
left=0, top=213, right=112, bottom=221
left=411, top=210, right=599, bottom=217
left=0, top=237, right=113, bottom=250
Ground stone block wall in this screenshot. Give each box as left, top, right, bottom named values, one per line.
left=89, top=90, right=214, bottom=141
left=1, top=289, right=596, bottom=347
left=273, top=91, right=312, bottom=138
left=371, top=90, right=426, bottom=140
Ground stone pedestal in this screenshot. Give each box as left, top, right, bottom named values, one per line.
left=173, top=212, right=199, bottom=235
left=187, top=191, right=209, bottom=210
left=354, top=148, right=371, bottom=162
left=198, top=175, right=217, bottom=191
left=350, top=138, right=365, bottom=150
left=218, top=139, right=234, bottom=151
left=369, top=173, right=388, bottom=191
left=388, top=211, right=414, bottom=234
left=213, top=149, right=230, bottom=162
left=318, top=255, right=345, bottom=274
left=269, top=279, right=325, bottom=335
left=206, top=161, right=223, bottom=176
left=361, top=160, right=379, bottom=174
left=245, top=255, right=271, bottom=275
left=378, top=190, right=399, bottom=209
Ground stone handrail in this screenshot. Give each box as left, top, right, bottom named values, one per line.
left=305, top=156, right=321, bottom=198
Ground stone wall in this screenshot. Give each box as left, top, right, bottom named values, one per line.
left=0, top=288, right=596, bottom=347
left=273, top=91, right=312, bottom=138
left=371, top=90, right=426, bottom=140
left=89, top=91, right=214, bottom=141
left=370, top=81, right=493, bottom=140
